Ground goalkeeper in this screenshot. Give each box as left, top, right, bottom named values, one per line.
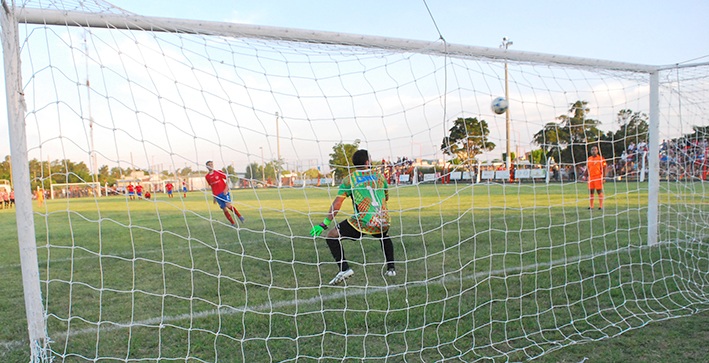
left=310, top=149, right=396, bottom=285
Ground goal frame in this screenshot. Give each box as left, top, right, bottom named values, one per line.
left=4, top=4, right=704, bottom=362
left=10, top=5, right=672, bottom=251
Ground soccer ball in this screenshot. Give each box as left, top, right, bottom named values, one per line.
left=491, top=97, right=508, bottom=115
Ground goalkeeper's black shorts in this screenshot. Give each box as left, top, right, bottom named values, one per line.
left=336, top=220, right=389, bottom=240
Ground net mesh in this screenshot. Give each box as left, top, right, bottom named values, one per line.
left=3, top=1, right=708, bottom=361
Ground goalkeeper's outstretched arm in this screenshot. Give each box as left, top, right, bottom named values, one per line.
left=310, top=195, right=346, bottom=236
left=326, top=195, right=347, bottom=221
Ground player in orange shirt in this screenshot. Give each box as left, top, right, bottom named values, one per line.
left=36, top=188, right=44, bottom=207
left=585, top=146, right=606, bottom=210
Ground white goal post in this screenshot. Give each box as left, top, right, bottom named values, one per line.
left=3, top=2, right=708, bottom=363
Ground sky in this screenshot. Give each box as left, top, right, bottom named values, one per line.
left=2, top=0, right=708, bottom=174
left=112, top=0, right=709, bottom=66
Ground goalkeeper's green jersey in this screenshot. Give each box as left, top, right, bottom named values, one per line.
left=337, top=168, right=390, bottom=234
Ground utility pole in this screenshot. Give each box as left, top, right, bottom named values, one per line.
left=47, top=155, right=51, bottom=191
left=276, top=112, right=282, bottom=187
left=260, top=146, right=265, bottom=182
left=85, top=31, right=99, bottom=196
left=500, top=37, right=513, bottom=170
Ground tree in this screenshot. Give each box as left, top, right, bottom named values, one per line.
left=108, top=166, right=128, bottom=187
left=110, top=167, right=124, bottom=179
left=615, top=109, right=648, bottom=151
left=49, top=159, right=91, bottom=184
left=591, top=110, right=649, bottom=159
left=0, top=155, right=11, bottom=181
left=686, top=125, right=709, bottom=141
left=98, top=165, right=109, bottom=177
left=528, top=149, right=548, bottom=165
left=533, top=100, right=601, bottom=163
left=177, top=167, right=192, bottom=177
left=245, top=162, right=263, bottom=180
left=303, top=168, right=322, bottom=179
left=533, top=122, right=566, bottom=159
left=225, top=164, right=239, bottom=184
left=440, top=117, right=495, bottom=170
left=501, top=152, right=517, bottom=164
left=265, top=159, right=285, bottom=181
left=27, top=158, right=53, bottom=190
left=329, top=141, right=360, bottom=178
left=97, top=165, right=114, bottom=185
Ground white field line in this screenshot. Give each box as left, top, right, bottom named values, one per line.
left=1, top=244, right=645, bottom=352
left=0, top=238, right=265, bottom=269
left=1, top=220, right=455, bottom=269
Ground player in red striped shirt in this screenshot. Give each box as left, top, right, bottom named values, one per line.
left=165, top=182, right=174, bottom=198
left=205, top=161, right=244, bottom=226
left=126, top=184, right=136, bottom=200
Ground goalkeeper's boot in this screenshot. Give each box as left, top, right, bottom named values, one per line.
left=239, top=216, right=245, bottom=223
left=328, top=269, right=354, bottom=285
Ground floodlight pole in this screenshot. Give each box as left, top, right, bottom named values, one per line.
left=85, top=30, right=98, bottom=197
left=510, top=128, right=521, bottom=162
left=276, top=112, right=282, bottom=187
left=47, top=155, right=51, bottom=191
left=260, top=146, right=265, bottom=183
left=501, top=37, right=513, bottom=170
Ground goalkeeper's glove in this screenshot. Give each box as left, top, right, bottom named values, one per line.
left=310, top=219, right=332, bottom=237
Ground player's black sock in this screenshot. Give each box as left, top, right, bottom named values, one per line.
left=380, top=237, right=395, bottom=270
left=326, top=237, right=349, bottom=271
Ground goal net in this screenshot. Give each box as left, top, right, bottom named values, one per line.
left=3, top=1, right=708, bottom=362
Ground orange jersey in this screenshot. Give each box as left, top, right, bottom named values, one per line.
left=587, top=155, right=606, bottom=181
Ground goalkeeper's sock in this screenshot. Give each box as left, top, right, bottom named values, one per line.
left=380, top=236, right=395, bottom=270
left=590, top=195, right=595, bottom=209
left=599, top=194, right=604, bottom=209
left=223, top=210, right=235, bottom=224
left=230, top=206, right=242, bottom=218
left=326, top=237, right=349, bottom=271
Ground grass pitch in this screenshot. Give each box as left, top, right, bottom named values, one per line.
left=1, top=182, right=708, bottom=362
